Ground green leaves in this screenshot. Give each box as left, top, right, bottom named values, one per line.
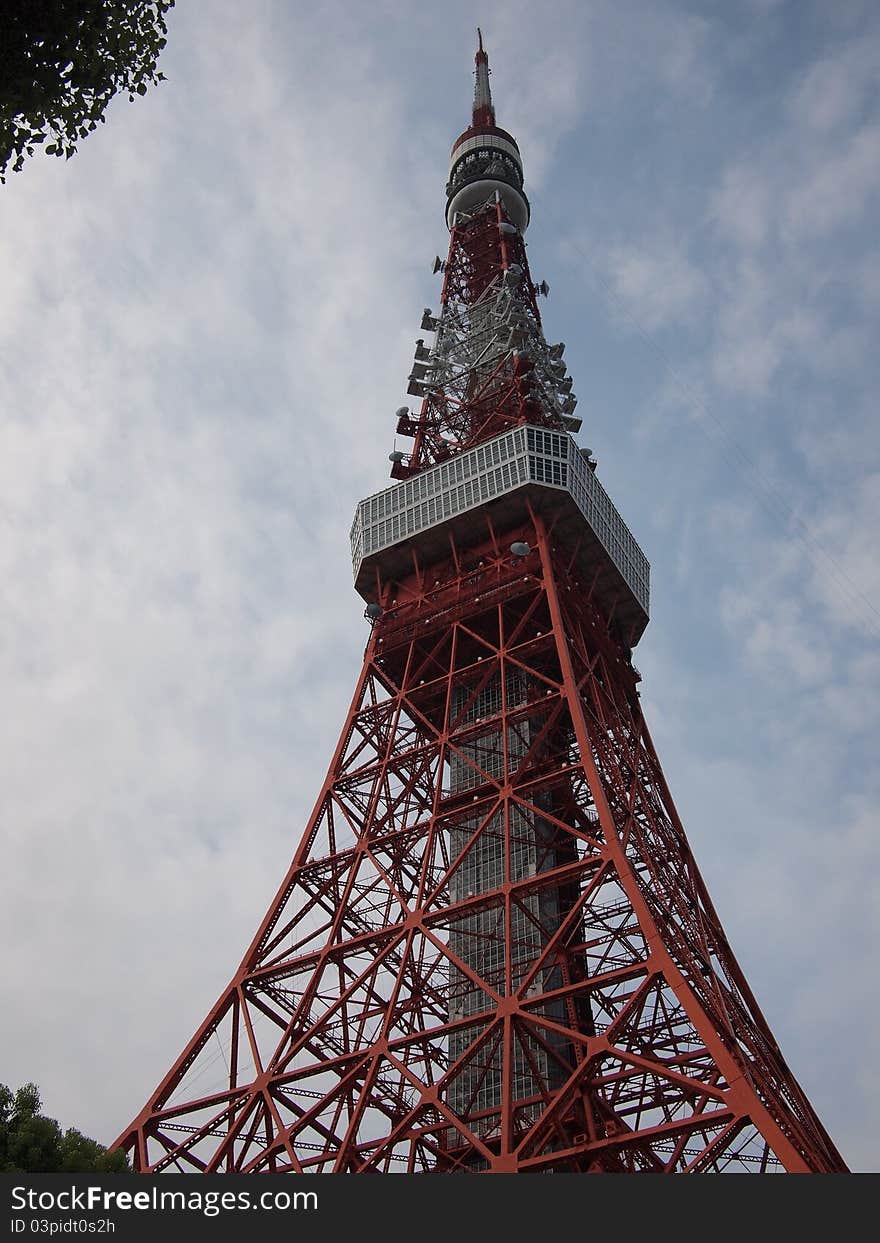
left=0, top=1081, right=130, bottom=1174
left=0, top=1, right=176, bottom=182
left=13, top=1083, right=41, bottom=1120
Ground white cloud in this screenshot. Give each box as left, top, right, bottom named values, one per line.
left=856, top=251, right=880, bottom=307
left=783, top=121, right=880, bottom=242
left=710, top=164, right=771, bottom=251
left=808, top=472, right=880, bottom=636
left=788, top=33, right=880, bottom=134
left=602, top=237, right=708, bottom=332
left=0, top=0, right=877, bottom=1174
left=656, top=12, right=713, bottom=104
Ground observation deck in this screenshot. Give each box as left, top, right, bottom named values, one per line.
left=351, top=424, right=650, bottom=646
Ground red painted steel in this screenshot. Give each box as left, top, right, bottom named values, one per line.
left=402, top=201, right=551, bottom=477
left=113, top=509, right=846, bottom=1172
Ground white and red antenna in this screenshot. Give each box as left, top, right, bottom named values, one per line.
left=472, top=27, right=496, bottom=127
left=446, top=29, right=530, bottom=232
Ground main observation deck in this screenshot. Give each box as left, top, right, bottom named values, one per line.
left=351, top=424, right=650, bottom=646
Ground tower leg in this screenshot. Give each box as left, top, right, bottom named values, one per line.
left=112, top=511, right=845, bottom=1173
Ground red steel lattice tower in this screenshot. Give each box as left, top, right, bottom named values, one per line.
left=114, top=35, right=847, bottom=1174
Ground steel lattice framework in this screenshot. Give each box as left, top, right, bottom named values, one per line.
left=113, top=34, right=846, bottom=1174
left=397, top=186, right=576, bottom=477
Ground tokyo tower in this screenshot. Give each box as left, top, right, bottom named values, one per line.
left=114, top=34, right=847, bottom=1173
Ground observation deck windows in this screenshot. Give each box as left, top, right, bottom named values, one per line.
left=352, top=423, right=650, bottom=623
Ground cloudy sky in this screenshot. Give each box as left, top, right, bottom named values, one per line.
left=1, top=0, right=877, bottom=1171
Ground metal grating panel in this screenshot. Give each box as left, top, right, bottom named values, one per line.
left=351, top=425, right=650, bottom=614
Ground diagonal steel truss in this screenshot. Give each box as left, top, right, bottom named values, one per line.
left=113, top=508, right=846, bottom=1173
left=397, top=195, right=579, bottom=477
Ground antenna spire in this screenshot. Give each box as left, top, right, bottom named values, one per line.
left=473, top=28, right=495, bottom=126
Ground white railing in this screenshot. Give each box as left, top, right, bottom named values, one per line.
left=351, top=425, right=649, bottom=615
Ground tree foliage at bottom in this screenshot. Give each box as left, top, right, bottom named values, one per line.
left=0, top=1082, right=129, bottom=1173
